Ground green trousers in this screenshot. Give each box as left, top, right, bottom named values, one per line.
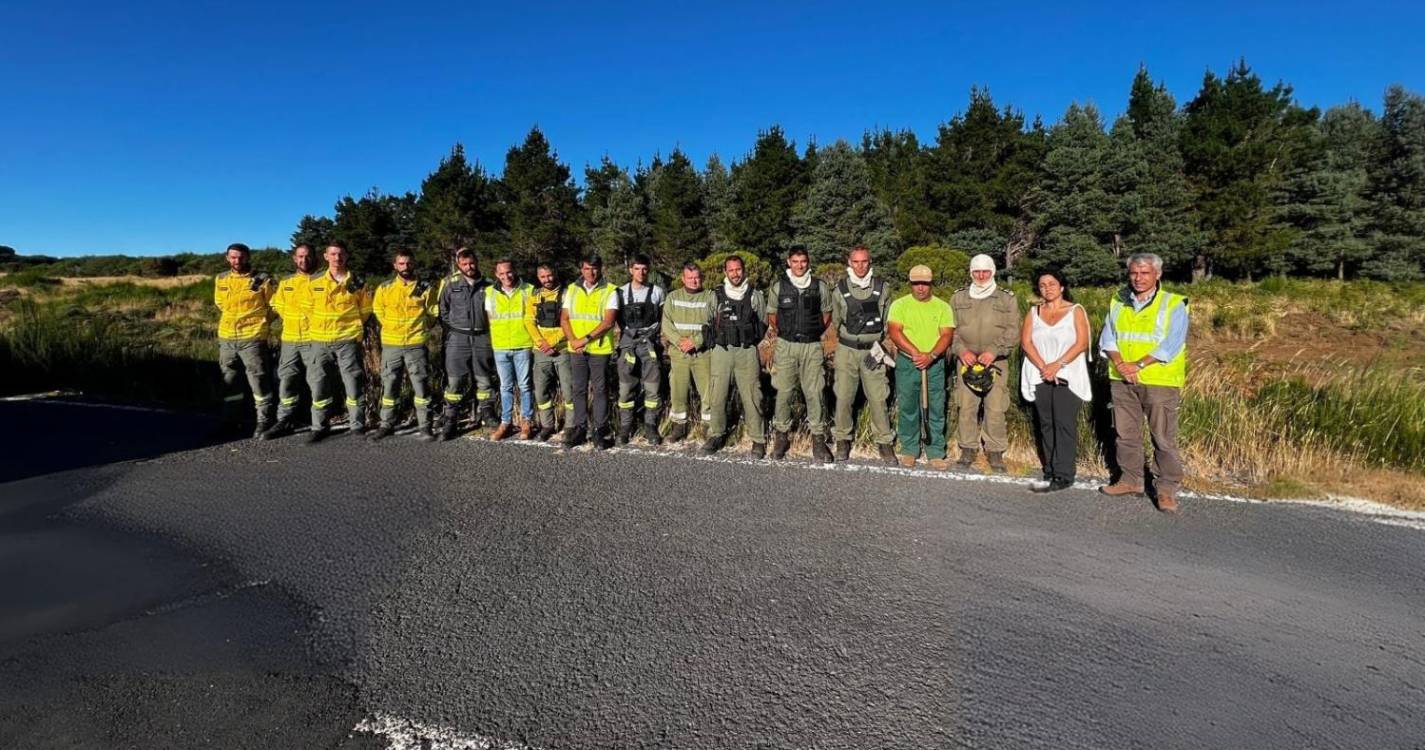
left=378, top=345, right=431, bottom=429
left=707, top=345, right=765, bottom=443
left=771, top=339, right=827, bottom=434
left=896, top=353, right=947, bottom=460
left=831, top=344, right=893, bottom=445
left=668, top=349, right=711, bottom=424
left=532, top=348, right=574, bottom=430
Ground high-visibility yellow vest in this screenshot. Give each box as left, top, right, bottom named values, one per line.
left=1108, top=289, right=1188, bottom=388
left=566, top=281, right=617, bottom=355
left=271, top=271, right=317, bottom=344
left=489, top=282, right=534, bottom=351
left=214, top=270, right=274, bottom=341
left=373, top=276, right=435, bottom=347
left=305, top=271, right=373, bottom=343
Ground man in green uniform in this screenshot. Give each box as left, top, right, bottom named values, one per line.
left=702, top=255, right=768, bottom=458
left=886, top=264, right=956, bottom=469
left=766, top=246, right=834, bottom=463
left=661, top=262, right=715, bottom=443
left=949, top=254, right=1020, bottom=472
left=830, top=246, right=896, bottom=465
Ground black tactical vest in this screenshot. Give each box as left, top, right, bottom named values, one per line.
left=618, top=285, right=660, bottom=337
left=837, top=278, right=885, bottom=343
left=534, top=287, right=563, bottom=329
left=775, top=277, right=823, bottom=343
left=441, top=274, right=490, bottom=334
left=714, top=287, right=763, bottom=348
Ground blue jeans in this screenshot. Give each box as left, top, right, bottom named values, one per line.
left=493, top=348, right=534, bottom=424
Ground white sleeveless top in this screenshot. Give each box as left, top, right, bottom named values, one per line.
left=1021, top=304, right=1092, bottom=403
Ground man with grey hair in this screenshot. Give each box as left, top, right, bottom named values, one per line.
left=1099, top=252, right=1190, bottom=512
left=949, top=253, right=1019, bottom=472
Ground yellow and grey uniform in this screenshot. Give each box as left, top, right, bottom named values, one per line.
left=616, top=282, right=666, bottom=431
left=707, top=284, right=767, bottom=443
left=372, top=275, right=436, bottom=430
left=525, top=285, right=573, bottom=431
left=948, top=286, right=1019, bottom=453
left=214, top=269, right=276, bottom=425
left=661, top=286, right=715, bottom=426
left=270, top=270, right=319, bottom=424
left=437, top=272, right=496, bottom=424
left=767, top=274, right=832, bottom=434
left=830, top=276, right=894, bottom=446
left=304, top=269, right=373, bottom=429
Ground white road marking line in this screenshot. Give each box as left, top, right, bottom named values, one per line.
left=460, top=434, right=1425, bottom=532
left=354, top=713, right=541, bottom=750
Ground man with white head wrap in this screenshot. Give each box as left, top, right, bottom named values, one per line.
left=949, top=253, right=1020, bottom=472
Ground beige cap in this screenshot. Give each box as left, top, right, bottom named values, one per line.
left=908, top=264, right=933, bottom=283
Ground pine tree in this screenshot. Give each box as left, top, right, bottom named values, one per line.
left=1027, top=103, right=1121, bottom=285
left=730, top=126, right=808, bottom=253
left=923, top=88, right=1044, bottom=241
left=331, top=189, right=418, bottom=276
left=501, top=126, right=586, bottom=271
left=646, top=148, right=709, bottom=264
left=1364, top=85, right=1425, bottom=280
left=291, top=215, right=335, bottom=252
left=588, top=164, right=650, bottom=266
left=1273, top=103, right=1377, bottom=278
left=790, top=140, right=900, bottom=266
left=862, top=128, right=935, bottom=247
left=415, top=144, right=503, bottom=271
left=701, top=154, right=738, bottom=254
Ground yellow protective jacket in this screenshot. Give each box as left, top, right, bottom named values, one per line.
left=214, top=270, right=275, bottom=341
left=304, top=270, right=373, bottom=343
left=270, top=271, right=317, bottom=344
left=372, top=276, right=435, bottom=347
left=524, top=285, right=567, bottom=351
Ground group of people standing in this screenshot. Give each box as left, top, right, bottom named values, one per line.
left=214, top=242, right=1188, bottom=512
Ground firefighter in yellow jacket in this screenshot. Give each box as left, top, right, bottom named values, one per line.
left=303, top=242, right=373, bottom=442
left=214, top=242, right=276, bottom=437
left=260, top=244, right=320, bottom=440
left=369, top=249, right=437, bottom=442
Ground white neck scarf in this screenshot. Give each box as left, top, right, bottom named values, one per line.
left=969, top=276, right=997, bottom=300
left=786, top=269, right=812, bottom=290
left=847, top=266, right=873, bottom=289
left=723, top=277, right=749, bottom=301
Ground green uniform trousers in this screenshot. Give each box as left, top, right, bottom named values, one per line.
left=707, top=344, right=765, bottom=443
left=953, top=362, right=1009, bottom=452
left=668, top=349, right=712, bottom=424
left=309, top=339, right=366, bottom=429
left=378, top=345, right=431, bottom=429
left=219, top=339, right=272, bottom=423
left=275, top=341, right=318, bottom=423
left=771, top=339, right=827, bottom=434
left=831, top=345, right=894, bottom=445
left=533, top=348, right=574, bottom=430
left=896, top=353, right=947, bottom=460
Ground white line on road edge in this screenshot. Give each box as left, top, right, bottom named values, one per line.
left=354, top=713, right=540, bottom=750
left=459, top=433, right=1425, bottom=532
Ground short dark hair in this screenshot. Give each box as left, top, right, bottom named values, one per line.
left=537, top=262, right=556, bottom=275
left=682, top=261, right=702, bottom=274
left=226, top=243, right=251, bottom=255
left=787, top=246, right=809, bottom=261
left=629, top=253, right=651, bottom=268
left=326, top=241, right=347, bottom=253
left=1035, top=267, right=1074, bottom=303
left=494, top=258, right=515, bottom=270
left=580, top=254, right=603, bottom=269
left=291, top=244, right=311, bottom=254
left=393, top=248, right=414, bottom=260
left=455, top=247, right=476, bottom=261
left=724, top=254, right=745, bottom=271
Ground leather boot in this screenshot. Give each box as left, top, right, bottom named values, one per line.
left=491, top=423, right=514, bottom=441
left=811, top=435, right=834, bottom=464
left=642, top=423, right=662, bottom=445
left=563, top=426, right=587, bottom=448
left=701, top=434, right=726, bottom=455
left=770, top=431, right=790, bottom=460
left=439, top=420, right=459, bottom=442
left=834, top=439, right=851, bottom=462
left=956, top=448, right=976, bottom=469
left=750, top=442, right=767, bottom=460
left=986, top=452, right=1007, bottom=473
left=666, top=422, right=689, bottom=443
left=260, top=419, right=293, bottom=441
left=1099, top=482, right=1145, bottom=497
left=518, top=421, right=533, bottom=440
left=616, top=422, right=632, bottom=446
left=416, top=424, right=437, bottom=442
left=878, top=443, right=898, bottom=466
left=368, top=425, right=395, bottom=442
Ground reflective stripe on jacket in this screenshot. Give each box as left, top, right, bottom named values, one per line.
left=305, top=271, right=372, bottom=343
left=373, top=276, right=435, bottom=347
left=1107, top=290, right=1188, bottom=388
left=214, top=270, right=275, bottom=341
left=271, top=271, right=316, bottom=343
left=488, top=282, right=534, bottom=350
left=566, top=281, right=617, bottom=355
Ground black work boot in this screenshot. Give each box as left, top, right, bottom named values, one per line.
left=667, top=422, right=689, bottom=444
left=986, top=452, right=1007, bottom=473
left=750, top=442, right=767, bottom=460
left=701, top=434, right=726, bottom=455
left=616, top=422, right=633, bottom=446
left=642, top=422, right=662, bottom=446
left=306, top=425, right=330, bottom=444
left=956, top=448, right=976, bottom=469
left=878, top=442, right=898, bottom=466
left=260, top=419, right=293, bottom=441
left=771, top=431, right=790, bottom=460
left=368, top=425, right=395, bottom=442
left=478, top=401, right=498, bottom=429
left=563, top=426, right=587, bottom=449
left=416, top=424, right=436, bottom=442
left=440, top=419, right=459, bottom=442
left=594, top=429, right=613, bottom=451
left=253, top=419, right=272, bottom=440
left=811, top=435, right=834, bottom=464
left=834, top=439, right=851, bottom=462
left=537, top=422, right=558, bottom=442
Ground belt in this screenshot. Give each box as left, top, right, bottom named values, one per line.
left=837, top=336, right=875, bottom=350
left=446, top=327, right=489, bottom=336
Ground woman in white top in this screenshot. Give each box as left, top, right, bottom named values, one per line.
left=1020, top=268, right=1092, bottom=492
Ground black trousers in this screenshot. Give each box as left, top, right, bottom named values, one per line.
left=1033, top=382, right=1083, bottom=482
left=569, top=352, right=611, bottom=434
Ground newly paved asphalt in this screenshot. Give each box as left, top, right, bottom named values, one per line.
left=3, top=400, right=1423, bottom=749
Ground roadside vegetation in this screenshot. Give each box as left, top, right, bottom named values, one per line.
left=3, top=257, right=1423, bottom=509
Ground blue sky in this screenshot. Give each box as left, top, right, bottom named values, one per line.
left=2, top=0, right=1421, bottom=256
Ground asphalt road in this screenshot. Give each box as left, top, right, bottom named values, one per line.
left=3, top=400, right=1424, bottom=749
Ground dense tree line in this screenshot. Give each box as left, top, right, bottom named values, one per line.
left=6, top=62, right=1422, bottom=286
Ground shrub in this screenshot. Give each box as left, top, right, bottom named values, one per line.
left=896, top=245, right=970, bottom=287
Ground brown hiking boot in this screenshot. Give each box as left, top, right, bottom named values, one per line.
left=491, top=423, right=514, bottom=441
left=1099, top=482, right=1145, bottom=497
left=897, top=455, right=916, bottom=468
left=986, top=452, right=1007, bottom=473
left=518, top=421, right=533, bottom=440
left=955, top=448, right=976, bottom=468
left=1156, top=492, right=1180, bottom=513
left=928, top=458, right=950, bottom=471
